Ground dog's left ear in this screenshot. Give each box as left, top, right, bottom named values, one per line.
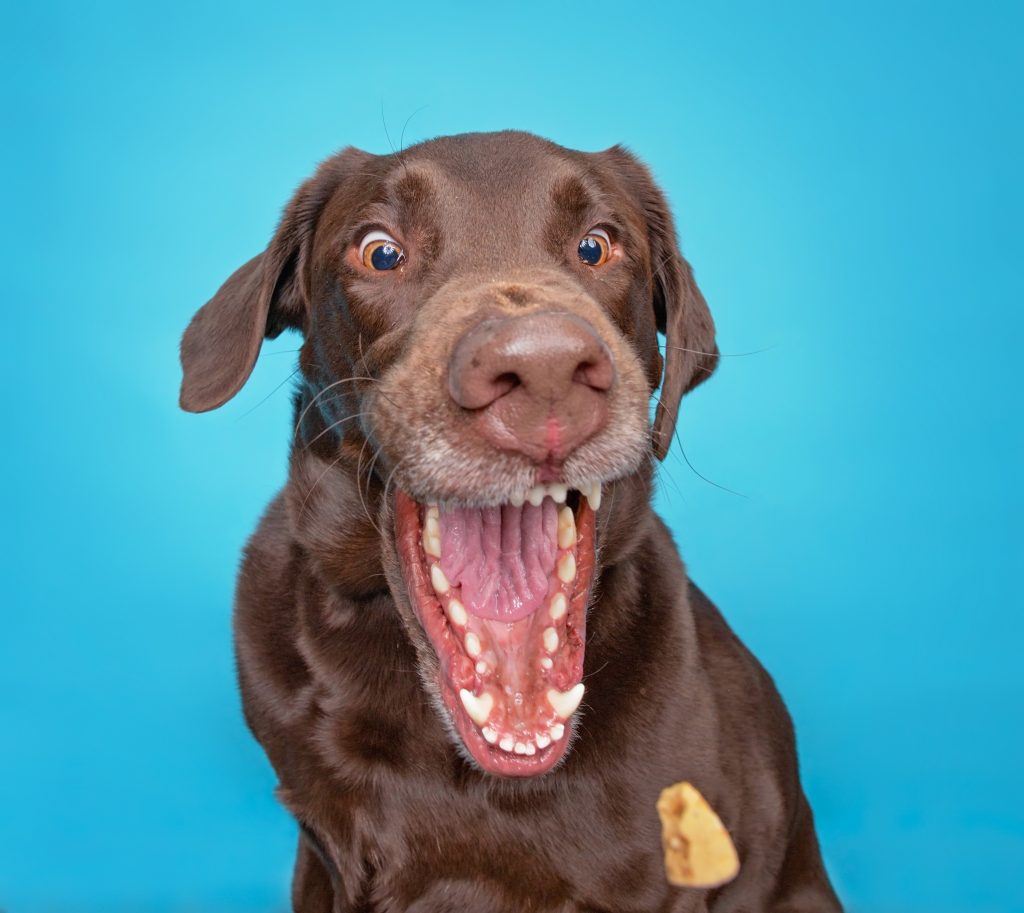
left=601, top=146, right=719, bottom=460
left=179, top=149, right=366, bottom=413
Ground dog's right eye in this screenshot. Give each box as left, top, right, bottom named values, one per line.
left=359, top=230, right=405, bottom=271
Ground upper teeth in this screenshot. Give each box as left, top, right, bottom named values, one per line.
left=507, top=481, right=601, bottom=510
left=430, top=564, right=450, bottom=595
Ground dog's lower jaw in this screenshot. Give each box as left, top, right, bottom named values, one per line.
left=394, top=487, right=597, bottom=777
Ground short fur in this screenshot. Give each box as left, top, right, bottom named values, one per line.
left=180, top=131, right=841, bottom=912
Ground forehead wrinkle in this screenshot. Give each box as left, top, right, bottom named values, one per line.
left=543, top=169, right=631, bottom=257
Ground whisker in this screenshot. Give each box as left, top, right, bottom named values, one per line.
left=354, top=435, right=379, bottom=538
left=663, top=343, right=778, bottom=358
left=303, top=411, right=373, bottom=450
left=399, top=105, right=428, bottom=153
left=362, top=442, right=386, bottom=539
left=653, top=394, right=747, bottom=499
left=297, top=451, right=347, bottom=523
left=236, top=368, right=300, bottom=420
left=380, top=101, right=397, bottom=155
left=292, top=376, right=381, bottom=440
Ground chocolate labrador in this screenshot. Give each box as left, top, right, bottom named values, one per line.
left=179, top=131, right=842, bottom=912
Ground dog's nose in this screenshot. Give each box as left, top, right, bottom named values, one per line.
left=448, top=312, right=614, bottom=462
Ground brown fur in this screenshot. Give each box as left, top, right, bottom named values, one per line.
left=180, top=131, right=842, bottom=912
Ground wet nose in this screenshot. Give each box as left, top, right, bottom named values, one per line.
left=448, top=312, right=615, bottom=462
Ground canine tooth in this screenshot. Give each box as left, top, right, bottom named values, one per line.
left=499, top=735, right=515, bottom=752
left=423, top=529, right=441, bottom=558
left=557, top=506, right=576, bottom=549
left=536, top=732, right=551, bottom=749
left=425, top=515, right=440, bottom=539
left=459, top=688, right=494, bottom=727
left=482, top=726, right=498, bottom=744
left=549, top=592, right=567, bottom=621
left=527, top=485, right=545, bottom=507
left=547, top=683, right=585, bottom=720
left=557, top=552, right=576, bottom=584
left=465, top=632, right=482, bottom=658
left=586, top=480, right=602, bottom=511
left=514, top=741, right=528, bottom=755
left=430, top=564, right=450, bottom=594
left=543, top=627, right=559, bottom=652
left=476, top=660, right=489, bottom=675
left=547, top=483, right=568, bottom=503
left=550, top=723, right=566, bottom=741
left=509, top=490, right=526, bottom=507
left=541, top=657, right=554, bottom=670
left=447, top=597, right=467, bottom=627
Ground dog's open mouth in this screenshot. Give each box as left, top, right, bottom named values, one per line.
left=395, top=483, right=599, bottom=776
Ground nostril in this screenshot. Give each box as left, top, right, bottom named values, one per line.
left=573, top=358, right=615, bottom=392
left=494, top=371, right=521, bottom=395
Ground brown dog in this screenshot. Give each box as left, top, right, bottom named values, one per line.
left=180, top=131, right=842, bottom=912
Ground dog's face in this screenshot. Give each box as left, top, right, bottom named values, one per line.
left=180, top=131, right=716, bottom=778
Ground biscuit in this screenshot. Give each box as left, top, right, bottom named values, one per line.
left=656, top=781, right=740, bottom=888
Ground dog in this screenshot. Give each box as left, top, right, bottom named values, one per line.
left=179, top=131, right=842, bottom=912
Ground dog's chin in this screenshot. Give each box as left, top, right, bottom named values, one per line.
left=394, top=483, right=599, bottom=777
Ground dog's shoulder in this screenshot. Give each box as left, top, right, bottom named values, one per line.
left=687, top=581, right=799, bottom=754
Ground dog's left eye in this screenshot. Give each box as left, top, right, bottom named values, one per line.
left=578, top=228, right=611, bottom=267
left=359, top=230, right=405, bottom=271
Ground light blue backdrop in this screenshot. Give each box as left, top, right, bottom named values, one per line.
left=2, top=2, right=1021, bottom=911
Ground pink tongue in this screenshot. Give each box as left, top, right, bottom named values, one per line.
left=439, top=501, right=558, bottom=621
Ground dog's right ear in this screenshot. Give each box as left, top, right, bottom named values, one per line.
left=179, top=150, right=365, bottom=412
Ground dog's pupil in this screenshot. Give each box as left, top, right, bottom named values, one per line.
left=371, top=243, right=402, bottom=270
left=578, top=237, right=602, bottom=265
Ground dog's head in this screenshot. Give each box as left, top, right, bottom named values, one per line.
left=180, top=131, right=716, bottom=778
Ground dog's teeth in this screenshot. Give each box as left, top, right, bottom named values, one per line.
left=527, top=485, right=545, bottom=507
left=557, top=506, right=576, bottom=549
left=535, top=732, right=551, bottom=749
left=586, top=481, right=602, bottom=511
left=509, top=490, right=526, bottom=508
left=514, top=741, right=528, bottom=755
left=499, top=735, right=515, bottom=752
left=430, top=564, right=450, bottom=595
left=547, top=483, right=568, bottom=503
left=524, top=741, right=537, bottom=756
left=550, top=723, right=566, bottom=741
left=547, top=683, right=585, bottom=720
left=424, top=506, right=442, bottom=556
left=549, top=592, right=567, bottom=621
left=475, top=659, right=489, bottom=675
left=482, top=726, right=498, bottom=745
left=557, top=552, right=576, bottom=584
left=541, top=656, right=554, bottom=670
left=542, top=627, right=559, bottom=653
left=447, top=597, right=467, bottom=627
left=465, top=632, right=482, bottom=658
left=459, top=688, right=494, bottom=727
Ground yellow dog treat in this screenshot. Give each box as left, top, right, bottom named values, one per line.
left=656, top=781, right=740, bottom=889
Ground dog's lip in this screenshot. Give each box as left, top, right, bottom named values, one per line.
left=393, top=487, right=596, bottom=777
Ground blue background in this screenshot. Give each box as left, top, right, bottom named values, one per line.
left=2, top=2, right=1021, bottom=911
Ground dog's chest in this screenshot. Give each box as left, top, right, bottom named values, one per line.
left=352, top=776, right=696, bottom=913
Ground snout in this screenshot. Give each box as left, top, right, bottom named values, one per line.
left=448, top=312, right=616, bottom=464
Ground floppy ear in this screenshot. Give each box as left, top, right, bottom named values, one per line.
left=179, top=152, right=359, bottom=412
left=602, top=146, right=719, bottom=460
